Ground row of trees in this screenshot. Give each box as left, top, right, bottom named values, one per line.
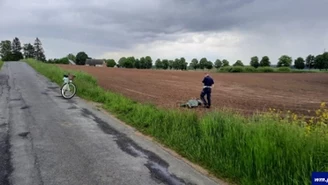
left=46, top=51, right=91, bottom=65
left=0, top=37, right=46, bottom=62
left=102, top=52, right=328, bottom=71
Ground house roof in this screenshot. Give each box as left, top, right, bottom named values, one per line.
left=86, top=59, right=105, bottom=65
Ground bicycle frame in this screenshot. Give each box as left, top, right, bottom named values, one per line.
left=61, top=74, right=77, bottom=99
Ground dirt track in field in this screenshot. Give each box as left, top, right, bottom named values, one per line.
left=57, top=65, right=328, bottom=116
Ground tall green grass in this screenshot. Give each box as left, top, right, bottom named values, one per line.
left=25, top=58, right=328, bottom=185
left=0, top=60, right=3, bottom=70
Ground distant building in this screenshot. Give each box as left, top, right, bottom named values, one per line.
left=85, top=59, right=105, bottom=67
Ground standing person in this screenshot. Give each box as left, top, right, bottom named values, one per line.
left=200, top=73, right=214, bottom=108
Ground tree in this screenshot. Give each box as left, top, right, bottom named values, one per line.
left=23, top=43, right=34, bottom=59
left=205, top=61, right=213, bottom=70
left=179, top=57, right=188, bottom=70
left=118, top=57, right=127, bottom=67
left=134, top=59, right=140, bottom=69
left=33, top=37, right=46, bottom=61
left=162, top=59, right=169, bottom=70
left=106, top=59, right=116, bottom=67
left=277, top=55, right=292, bottom=67
left=168, top=60, right=174, bottom=70
left=250, top=56, right=259, bottom=68
left=233, top=60, right=244, bottom=66
left=11, top=37, right=23, bottom=61
left=199, top=58, right=208, bottom=69
left=155, top=58, right=162, bottom=69
left=214, top=59, right=222, bottom=69
left=145, top=56, right=153, bottom=69
left=124, top=56, right=135, bottom=68
left=190, top=58, right=198, bottom=70
left=0, top=40, right=12, bottom=61
left=314, top=54, right=325, bottom=70
left=75, top=51, right=89, bottom=65
left=260, top=56, right=270, bottom=67
left=222, top=59, right=229, bottom=67
left=172, top=58, right=180, bottom=69
left=305, top=55, right=315, bottom=69
left=294, top=57, right=305, bottom=69
left=322, top=52, right=328, bottom=70
left=139, top=57, right=146, bottom=69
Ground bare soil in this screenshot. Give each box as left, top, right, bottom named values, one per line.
left=57, top=65, right=328, bottom=116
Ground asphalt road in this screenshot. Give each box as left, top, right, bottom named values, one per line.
left=0, top=62, right=221, bottom=185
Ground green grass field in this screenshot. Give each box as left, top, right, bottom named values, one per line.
left=25, top=58, right=328, bottom=185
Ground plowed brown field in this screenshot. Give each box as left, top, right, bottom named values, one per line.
left=57, top=64, right=328, bottom=116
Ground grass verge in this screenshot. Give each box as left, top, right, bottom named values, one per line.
left=24, top=58, right=328, bottom=185
left=0, top=60, right=3, bottom=70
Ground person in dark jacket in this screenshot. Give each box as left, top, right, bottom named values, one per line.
left=200, top=73, right=214, bottom=108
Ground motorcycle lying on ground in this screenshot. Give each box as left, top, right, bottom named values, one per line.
left=60, top=73, right=77, bottom=99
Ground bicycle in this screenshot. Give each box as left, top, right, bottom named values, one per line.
left=60, top=73, right=77, bottom=99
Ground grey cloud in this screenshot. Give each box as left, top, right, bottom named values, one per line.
left=0, top=0, right=327, bottom=55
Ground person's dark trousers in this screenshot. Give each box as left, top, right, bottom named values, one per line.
left=200, top=88, right=211, bottom=108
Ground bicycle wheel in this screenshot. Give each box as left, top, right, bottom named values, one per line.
left=61, top=82, right=77, bottom=99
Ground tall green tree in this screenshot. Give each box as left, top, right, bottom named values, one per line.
left=162, top=59, right=169, bottom=70
left=260, top=56, right=270, bottom=67
left=134, top=59, right=140, bottom=69
left=322, top=52, right=328, bottom=70
left=124, top=56, right=135, bottom=68
left=118, top=57, right=127, bottom=67
left=190, top=58, right=199, bottom=70
left=75, top=51, right=89, bottom=65
left=33, top=37, right=46, bottom=61
left=305, top=54, right=315, bottom=69
left=23, top=43, right=34, bottom=59
left=168, top=60, right=174, bottom=70
left=222, top=59, right=229, bottom=67
left=314, top=54, right=325, bottom=70
left=214, top=59, right=222, bottom=69
left=233, top=60, right=244, bottom=66
left=139, top=57, right=146, bottom=69
left=155, top=58, right=162, bottom=69
left=11, top=37, right=23, bottom=61
left=172, top=58, right=180, bottom=69
left=145, top=56, right=153, bottom=69
left=277, top=55, right=292, bottom=67
left=179, top=57, right=187, bottom=70
left=205, top=61, right=213, bottom=70
left=294, top=57, right=305, bottom=69
left=199, top=58, right=208, bottom=69
left=0, top=40, right=12, bottom=61
left=250, top=56, right=259, bottom=68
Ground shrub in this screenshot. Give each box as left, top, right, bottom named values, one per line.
left=106, top=59, right=116, bottom=67
left=256, top=67, right=274, bottom=72
left=244, top=66, right=256, bottom=72
left=219, top=66, right=232, bottom=72
left=277, top=67, right=292, bottom=72
left=230, top=66, right=245, bottom=72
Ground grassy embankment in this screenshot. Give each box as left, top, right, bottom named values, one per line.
left=25, top=58, right=328, bottom=185
left=0, top=60, right=3, bottom=70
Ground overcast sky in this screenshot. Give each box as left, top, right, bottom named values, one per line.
left=0, top=0, right=327, bottom=64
